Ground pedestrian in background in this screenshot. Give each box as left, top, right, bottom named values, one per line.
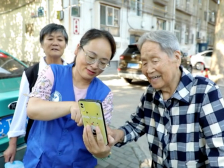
left=4, top=23, right=68, bottom=163
left=24, top=29, right=116, bottom=167
left=87, top=30, right=224, bottom=167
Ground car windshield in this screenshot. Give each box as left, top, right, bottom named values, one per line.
left=0, top=53, right=26, bottom=79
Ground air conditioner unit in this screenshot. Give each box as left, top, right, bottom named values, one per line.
left=57, top=10, right=64, bottom=20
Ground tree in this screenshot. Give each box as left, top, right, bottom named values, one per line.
left=210, top=0, right=224, bottom=84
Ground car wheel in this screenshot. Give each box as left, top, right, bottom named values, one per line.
left=187, top=65, right=192, bottom=73
left=195, top=63, right=205, bottom=70
left=123, top=78, right=132, bottom=83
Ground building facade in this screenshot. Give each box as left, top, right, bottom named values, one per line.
left=61, top=0, right=219, bottom=65
left=0, top=0, right=219, bottom=65
left=0, top=0, right=63, bottom=64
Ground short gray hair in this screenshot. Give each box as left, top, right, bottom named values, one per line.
left=39, top=23, right=68, bottom=44
left=137, top=30, right=180, bottom=57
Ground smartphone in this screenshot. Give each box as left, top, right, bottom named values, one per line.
left=78, top=99, right=108, bottom=145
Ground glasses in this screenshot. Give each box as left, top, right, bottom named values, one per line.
left=81, top=47, right=110, bottom=70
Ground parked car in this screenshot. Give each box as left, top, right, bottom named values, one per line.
left=0, top=49, right=28, bottom=165
left=190, top=50, right=213, bottom=70
left=181, top=51, right=192, bottom=73
left=117, top=44, right=192, bottom=83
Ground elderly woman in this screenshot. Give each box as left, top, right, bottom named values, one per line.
left=107, top=30, right=224, bottom=167
left=4, top=23, right=68, bottom=163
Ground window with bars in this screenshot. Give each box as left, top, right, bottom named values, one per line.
left=100, top=5, right=120, bottom=37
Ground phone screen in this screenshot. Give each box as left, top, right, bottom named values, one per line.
left=78, top=99, right=108, bottom=145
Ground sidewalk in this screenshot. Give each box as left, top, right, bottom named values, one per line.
left=95, top=125, right=147, bottom=168
left=95, top=139, right=146, bottom=168
left=96, top=67, right=148, bottom=168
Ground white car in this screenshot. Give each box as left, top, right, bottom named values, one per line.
left=190, top=50, right=213, bottom=70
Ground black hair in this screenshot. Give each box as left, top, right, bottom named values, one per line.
left=39, top=23, right=68, bottom=44
left=79, top=29, right=116, bottom=60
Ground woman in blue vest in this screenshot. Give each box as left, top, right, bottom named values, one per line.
left=24, top=29, right=116, bottom=168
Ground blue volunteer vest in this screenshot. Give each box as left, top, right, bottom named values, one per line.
left=23, top=63, right=110, bottom=168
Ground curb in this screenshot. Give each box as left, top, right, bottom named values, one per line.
left=98, top=74, right=120, bottom=81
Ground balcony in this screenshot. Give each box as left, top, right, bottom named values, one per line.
left=176, top=4, right=195, bottom=16
left=153, top=0, right=169, bottom=6
left=96, top=0, right=123, bottom=6
left=212, top=0, right=219, bottom=3
left=208, top=18, right=216, bottom=25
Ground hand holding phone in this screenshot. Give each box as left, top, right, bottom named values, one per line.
left=78, top=99, right=108, bottom=145
left=70, top=102, right=83, bottom=126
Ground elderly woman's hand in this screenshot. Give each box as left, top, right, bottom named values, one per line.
left=70, top=102, right=83, bottom=126
left=83, top=125, right=114, bottom=158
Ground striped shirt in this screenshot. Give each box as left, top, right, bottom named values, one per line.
left=117, top=66, right=224, bottom=168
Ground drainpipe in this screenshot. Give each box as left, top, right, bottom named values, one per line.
left=47, top=0, right=50, bottom=23
left=171, top=0, right=176, bottom=32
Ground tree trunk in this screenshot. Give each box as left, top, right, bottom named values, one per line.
left=210, top=0, right=224, bottom=84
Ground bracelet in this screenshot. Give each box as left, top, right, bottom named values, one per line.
left=93, top=152, right=111, bottom=160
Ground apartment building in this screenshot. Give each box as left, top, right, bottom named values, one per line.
left=0, top=0, right=219, bottom=64
left=61, top=0, right=219, bottom=65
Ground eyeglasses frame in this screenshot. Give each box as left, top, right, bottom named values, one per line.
left=81, top=46, right=110, bottom=70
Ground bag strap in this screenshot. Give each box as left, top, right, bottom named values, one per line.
left=25, top=63, right=39, bottom=92
left=24, top=63, right=39, bottom=143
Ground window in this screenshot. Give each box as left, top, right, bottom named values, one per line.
left=130, top=0, right=136, bottom=10
left=176, top=0, right=181, bottom=7
left=207, top=32, right=214, bottom=46
left=130, top=35, right=140, bottom=44
left=185, top=27, right=189, bottom=44
left=208, top=11, right=216, bottom=22
left=130, top=0, right=142, bottom=16
left=157, top=19, right=166, bottom=30
left=71, top=7, right=80, bottom=17
left=202, top=52, right=213, bottom=57
left=136, top=0, right=142, bottom=16
left=100, top=5, right=120, bottom=37
left=0, top=53, right=26, bottom=78
left=174, top=24, right=181, bottom=42
left=186, top=0, right=190, bottom=12
left=191, top=34, right=194, bottom=44
left=62, top=0, right=81, bottom=17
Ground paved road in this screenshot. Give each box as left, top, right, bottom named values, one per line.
left=95, top=67, right=151, bottom=168
left=100, top=65, right=152, bottom=156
